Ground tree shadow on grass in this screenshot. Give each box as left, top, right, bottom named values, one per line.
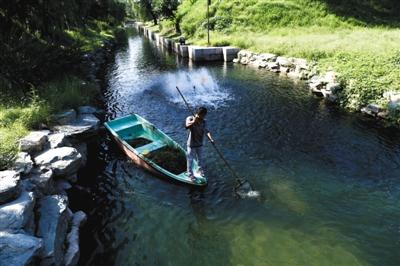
left=318, top=0, right=400, bottom=27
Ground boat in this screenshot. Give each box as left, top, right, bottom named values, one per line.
left=104, top=114, right=207, bottom=186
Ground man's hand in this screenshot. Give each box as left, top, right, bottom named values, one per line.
left=186, top=116, right=197, bottom=128
left=207, top=132, right=214, bottom=143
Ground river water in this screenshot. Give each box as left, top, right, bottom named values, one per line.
left=72, top=29, right=400, bottom=266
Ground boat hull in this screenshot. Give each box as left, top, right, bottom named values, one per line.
left=104, top=114, right=207, bottom=186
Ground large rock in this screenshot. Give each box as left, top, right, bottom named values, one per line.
left=19, top=131, right=50, bottom=153
left=34, top=147, right=82, bottom=177
left=77, top=106, right=97, bottom=115
left=0, top=231, right=42, bottom=265
left=64, top=211, right=87, bottom=266
left=25, top=168, right=55, bottom=197
left=290, top=57, right=308, bottom=70
left=276, top=56, right=294, bottom=68
left=361, top=104, right=381, bottom=117
left=52, top=114, right=100, bottom=140
left=383, top=91, right=400, bottom=109
left=0, top=191, right=35, bottom=233
left=259, top=53, right=277, bottom=62
left=0, top=170, right=21, bottom=204
left=14, top=152, right=33, bottom=175
left=53, top=109, right=77, bottom=125
left=37, top=195, right=69, bottom=266
left=48, top=133, right=69, bottom=149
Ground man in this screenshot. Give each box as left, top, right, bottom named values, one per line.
left=185, top=107, right=214, bottom=180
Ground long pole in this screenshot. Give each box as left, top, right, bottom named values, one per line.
left=207, top=0, right=210, bottom=46
left=175, top=86, right=244, bottom=184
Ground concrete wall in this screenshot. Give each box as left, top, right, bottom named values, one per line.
left=134, top=23, right=239, bottom=62
left=188, top=46, right=223, bottom=62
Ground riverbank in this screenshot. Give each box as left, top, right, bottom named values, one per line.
left=134, top=22, right=400, bottom=127
left=136, top=0, right=400, bottom=125
left=0, top=105, right=103, bottom=265
left=0, top=20, right=122, bottom=265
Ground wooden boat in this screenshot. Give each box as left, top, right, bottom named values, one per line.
left=104, top=114, right=207, bottom=186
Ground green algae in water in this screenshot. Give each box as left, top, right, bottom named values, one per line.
left=145, top=146, right=186, bottom=174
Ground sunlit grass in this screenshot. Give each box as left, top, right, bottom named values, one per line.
left=146, top=0, right=400, bottom=118
left=0, top=77, right=100, bottom=170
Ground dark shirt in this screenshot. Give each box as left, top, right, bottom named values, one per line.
left=186, top=116, right=209, bottom=147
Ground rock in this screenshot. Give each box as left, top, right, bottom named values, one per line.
left=266, top=62, right=279, bottom=71
left=260, top=53, right=277, bottom=62
left=0, top=170, right=21, bottom=204
left=237, top=50, right=253, bottom=60
left=240, top=57, right=249, bottom=65
left=326, top=83, right=341, bottom=94
left=377, top=110, right=389, bottom=119
left=27, top=168, right=55, bottom=197
left=77, top=106, right=97, bottom=115
left=0, top=231, right=42, bottom=265
left=65, top=174, right=78, bottom=183
left=258, top=61, right=267, bottom=68
left=361, top=104, right=381, bottom=117
left=53, top=109, right=77, bottom=125
left=276, top=56, right=293, bottom=68
left=14, top=152, right=33, bottom=175
left=232, top=58, right=239, bottom=63
left=55, top=179, right=72, bottom=191
left=287, top=71, right=300, bottom=79
left=34, top=147, right=82, bottom=177
left=280, top=66, right=290, bottom=73
left=48, top=133, right=69, bottom=149
left=64, top=211, right=87, bottom=266
left=324, top=70, right=338, bottom=84
left=383, top=91, right=400, bottom=109
left=321, top=89, right=338, bottom=102
left=52, top=114, right=100, bottom=140
left=74, top=142, right=87, bottom=167
left=0, top=191, right=35, bottom=233
left=19, top=131, right=50, bottom=153
left=37, top=195, right=69, bottom=266
left=290, top=58, right=308, bottom=70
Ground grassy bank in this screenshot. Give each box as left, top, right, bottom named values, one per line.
left=148, top=0, right=400, bottom=121
left=0, top=21, right=119, bottom=170
left=0, top=77, right=101, bottom=170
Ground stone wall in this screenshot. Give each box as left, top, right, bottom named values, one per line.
left=0, top=106, right=101, bottom=266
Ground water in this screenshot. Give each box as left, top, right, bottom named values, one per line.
left=72, top=29, right=400, bottom=266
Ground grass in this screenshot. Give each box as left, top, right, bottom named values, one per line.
left=145, top=0, right=400, bottom=121
left=0, top=19, right=113, bottom=170
left=65, top=20, right=117, bottom=52
left=0, top=77, right=100, bottom=170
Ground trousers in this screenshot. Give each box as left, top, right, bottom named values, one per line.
left=187, top=146, right=203, bottom=176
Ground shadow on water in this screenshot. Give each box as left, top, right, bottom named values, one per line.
left=69, top=28, right=400, bottom=266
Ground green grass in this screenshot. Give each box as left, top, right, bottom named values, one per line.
left=146, top=0, right=400, bottom=121
left=0, top=77, right=100, bottom=170
left=65, top=20, right=117, bottom=52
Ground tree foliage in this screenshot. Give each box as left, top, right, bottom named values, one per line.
left=129, top=0, right=180, bottom=25
left=0, top=0, right=127, bottom=93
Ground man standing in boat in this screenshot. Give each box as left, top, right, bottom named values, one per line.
left=185, top=107, right=214, bottom=181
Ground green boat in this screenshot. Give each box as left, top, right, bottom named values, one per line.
left=104, top=114, right=207, bottom=186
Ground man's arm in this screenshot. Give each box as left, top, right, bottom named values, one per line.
left=185, top=116, right=196, bottom=129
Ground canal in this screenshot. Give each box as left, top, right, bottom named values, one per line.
left=72, top=28, right=400, bottom=266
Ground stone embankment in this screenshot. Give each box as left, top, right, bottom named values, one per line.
left=0, top=106, right=101, bottom=266
left=134, top=22, right=400, bottom=123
